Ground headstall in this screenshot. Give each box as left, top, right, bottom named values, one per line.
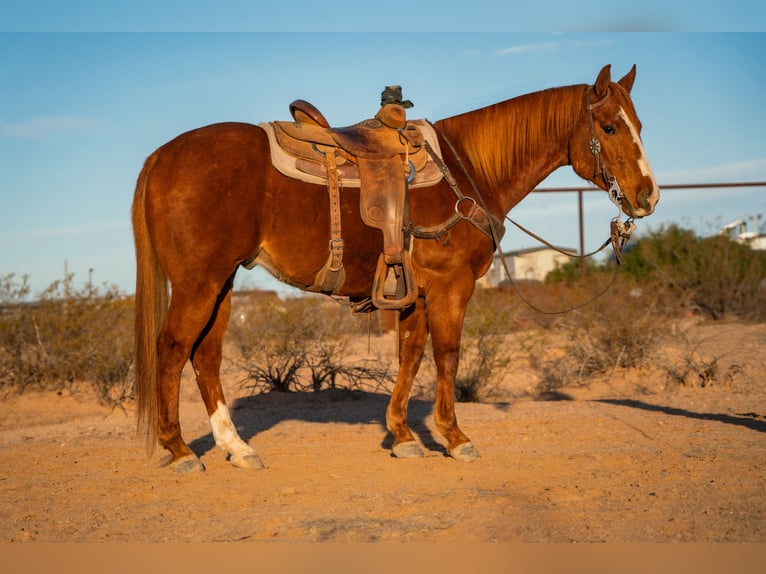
left=585, top=88, right=636, bottom=264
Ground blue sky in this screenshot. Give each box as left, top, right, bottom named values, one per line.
left=2, top=2, right=765, bottom=33
left=1, top=19, right=765, bottom=297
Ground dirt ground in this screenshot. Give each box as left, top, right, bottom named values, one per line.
left=1, top=319, right=764, bottom=544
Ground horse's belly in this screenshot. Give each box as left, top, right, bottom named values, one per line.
left=248, top=238, right=378, bottom=297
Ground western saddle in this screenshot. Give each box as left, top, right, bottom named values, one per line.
left=260, top=86, right=444, bottom=310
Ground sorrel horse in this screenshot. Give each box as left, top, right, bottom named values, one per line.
left=132, top=65, right=659, bottom=472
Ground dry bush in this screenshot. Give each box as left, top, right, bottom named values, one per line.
left=656, top=321, right=748, bottom=389
left=532, top=274, right=668, bottom=397
left=453, top=288, right=519, bottom=402
left=529, top=224, right=766, bottom=397
left=527, top=283, right=752, bottom=397
left=414, top=280, right=636, bottom=403
left=663, top=352, right=744, bottom=389
left=227, top=296, right=394, bottom=394
left=229, top=289, right=524, bottom=403
left=0, top=273, right=134, bottom=406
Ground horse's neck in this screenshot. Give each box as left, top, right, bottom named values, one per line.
left=436, top=85, right=584, bottom=215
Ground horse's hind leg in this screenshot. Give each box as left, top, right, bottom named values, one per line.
left=191, top=278, right=264, bottom=470
left=155, top=292, right=217, bottom=472
left=155, top=279, right=237, bottom=472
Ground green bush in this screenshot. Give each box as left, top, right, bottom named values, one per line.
left=0, top=273, right=134, bottom=406
left=620, top=225, right=766, bottom=320
left=621, top=226, right=766, bottom=321
left=547, top=224, right=766, bottom=320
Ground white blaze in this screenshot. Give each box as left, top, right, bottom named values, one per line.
left=619, top=108, right=659, bottom=196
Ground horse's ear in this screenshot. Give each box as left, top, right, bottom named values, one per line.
left=594, top=65, right=612, bottom=98
left=618, top=65, right=637, bottom=93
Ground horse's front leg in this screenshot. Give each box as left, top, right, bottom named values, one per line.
left=386, top=296, right=429, bottom=458
left=427, top=283, right=481, bottom=461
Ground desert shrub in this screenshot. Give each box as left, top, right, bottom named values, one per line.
left=619, top=225, right=766, bottom=320
left=656, top=322, right=748, bottom=389
left=227, top=296, right=393, bottom=394
left=533, top=274, right=667, bottom=396
left=662, top=351, right=744, bottom=389
left=453, top=288, right=517, bottom=402
left=419, top=279, right=648, bottom=402
left=0, top=273, right=134, bottom=406
left=524, top=223, right=764, bottom=395
left=545, top=256, right=607, bottom=284
left=546, top=224, right=766, bottom=321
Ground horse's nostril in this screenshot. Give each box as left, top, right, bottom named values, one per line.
left=638, top=188, right=651, bottom=210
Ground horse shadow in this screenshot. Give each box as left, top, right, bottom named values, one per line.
left=595, top=398, right=766, bottom=434
left=187, top=388, right=447, bottom=458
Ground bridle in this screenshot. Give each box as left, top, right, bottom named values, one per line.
left=585, top=87, right=636, bottom=263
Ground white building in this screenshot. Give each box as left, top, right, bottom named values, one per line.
left=478, top=246, right=575, bottom=288
left=719, top=219, right=766, bottom=250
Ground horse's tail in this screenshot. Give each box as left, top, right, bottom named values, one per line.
left=131, top=152, right=167, bottom=453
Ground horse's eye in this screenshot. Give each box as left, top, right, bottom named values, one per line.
left=603, top=125, right=616, bottom=135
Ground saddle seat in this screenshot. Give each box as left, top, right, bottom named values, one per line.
left=261, top=98, right=443, bottom=310
left=276, top=100, right=424, bottom=161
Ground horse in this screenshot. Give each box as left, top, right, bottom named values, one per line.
left=132, top=65, right=659, bottom=472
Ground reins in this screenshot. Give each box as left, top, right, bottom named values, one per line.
left=497, top=214, right=622, bottom=316
left=503, top=215, right=612, bottom=259
left=498, top=214, right=628, bottom=314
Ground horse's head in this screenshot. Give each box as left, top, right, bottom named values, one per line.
left=570, top=65, right=659, bottom=218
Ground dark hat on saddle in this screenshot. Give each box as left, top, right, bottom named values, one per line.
left=380, top=85, right=413, bottom=109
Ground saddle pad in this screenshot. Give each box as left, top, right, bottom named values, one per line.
left=260, top=119, right=444, bottom=189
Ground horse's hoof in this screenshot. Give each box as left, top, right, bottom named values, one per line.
left=449, top=442, right=481, bottom=461
left=230, top=453, right=265, bottom=470
left=392, top=441, right=424, bottom=459
left=170, top=454, right=205, bottom=473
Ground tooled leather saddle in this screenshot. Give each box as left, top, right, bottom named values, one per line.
left=259, top=87, right=444, bottom=310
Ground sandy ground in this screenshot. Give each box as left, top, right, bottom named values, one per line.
left=1, top=320, right=764, bottom=544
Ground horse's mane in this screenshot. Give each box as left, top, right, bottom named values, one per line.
left=435, top=84, right=587, bottom=189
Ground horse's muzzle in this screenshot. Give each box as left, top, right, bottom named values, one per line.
left=634, top=186, right=658, bottom=217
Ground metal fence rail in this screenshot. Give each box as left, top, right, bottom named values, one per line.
left=532, top=181, right=766, bottom=268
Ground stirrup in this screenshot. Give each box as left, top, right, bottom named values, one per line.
left=371, top=251, right=417, bottom=310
